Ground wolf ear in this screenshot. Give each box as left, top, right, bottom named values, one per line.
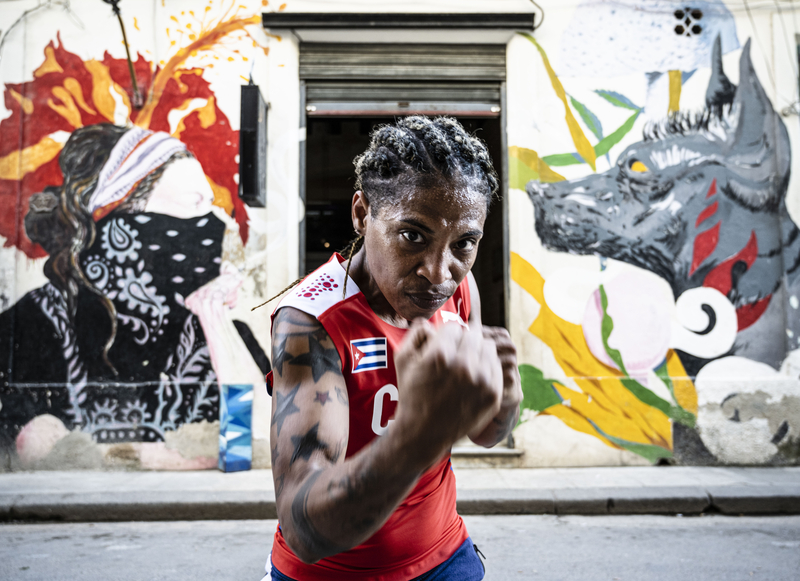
left=731, top=39, right=779, bottom=146
left=721, top=39, right=791, bottom=212
left=705, top=35, right=735, bottom=113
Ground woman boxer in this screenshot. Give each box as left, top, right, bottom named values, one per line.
left=266, top=115, right=522, bottom=580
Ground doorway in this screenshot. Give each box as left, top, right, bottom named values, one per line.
left=304, top=115, right=506, bottom=328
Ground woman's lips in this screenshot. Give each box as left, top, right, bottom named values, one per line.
left=407, top=292, right=449, bottom=310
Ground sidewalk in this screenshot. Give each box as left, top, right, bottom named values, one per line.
left=0, top=466, right=798, bottom=522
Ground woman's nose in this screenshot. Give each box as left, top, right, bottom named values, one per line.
left=417, top=252, right=451, bottom=285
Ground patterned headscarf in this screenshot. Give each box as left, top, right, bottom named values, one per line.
left=88, top=126, right=187, bottom=221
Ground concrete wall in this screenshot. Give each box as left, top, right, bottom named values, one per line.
left=2, top=0, right=798, bottom=470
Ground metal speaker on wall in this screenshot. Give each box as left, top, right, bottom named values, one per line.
left=239, top=84, right=268, bottom=208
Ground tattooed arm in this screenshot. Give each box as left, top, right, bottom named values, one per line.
left=271, top=307, right=505, bottom=564
left=466, top=273, right=522, bottom=448
left=271, top=307, right=436, bottom=564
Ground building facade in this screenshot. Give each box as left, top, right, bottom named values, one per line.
left=1, top=0, right=798, bottom=470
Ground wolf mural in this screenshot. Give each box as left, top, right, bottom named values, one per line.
left=526, top=38, right=800, bottom=463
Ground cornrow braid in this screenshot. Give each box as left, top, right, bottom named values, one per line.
left=342, top=234, right=364, bottom=299
left=353, top=115, right=499, bottom=213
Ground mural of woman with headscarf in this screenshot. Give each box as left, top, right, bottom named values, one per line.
left=0, top=123, right=269, bottom=467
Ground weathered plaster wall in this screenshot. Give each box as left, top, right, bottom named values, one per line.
left=5, top=0, right=794, bottom=471
left=508, top=0, right=800, bottom=466
left=0, top=0, right=289, bottom=470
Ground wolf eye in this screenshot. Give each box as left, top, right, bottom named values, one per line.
left=629, top=160, right=649, bottom=173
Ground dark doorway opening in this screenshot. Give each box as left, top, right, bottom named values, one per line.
left=304, top=115, right=506, bottom=328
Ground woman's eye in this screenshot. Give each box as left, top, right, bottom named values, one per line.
left=402, top=231, right=423, bottom=243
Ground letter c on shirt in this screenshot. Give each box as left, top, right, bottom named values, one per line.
left=371, top=384, right=398, bottom=436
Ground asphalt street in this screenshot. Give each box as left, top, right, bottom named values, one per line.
left=1, top=515, right=798, bottom=581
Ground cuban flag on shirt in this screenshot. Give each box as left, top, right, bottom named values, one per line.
left=351, top=337, right=388, bottom=373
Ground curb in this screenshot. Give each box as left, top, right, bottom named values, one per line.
left=456, top=486, right=800, bottom=516
left=2, top=486, right=799, bottom=522
left=0, top=491, right=278, bottom=522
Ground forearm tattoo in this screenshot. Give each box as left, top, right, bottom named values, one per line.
left=291, top=469, right=348, bottom=558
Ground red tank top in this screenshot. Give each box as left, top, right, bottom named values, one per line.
left=270, top=253, right=470, bottom=581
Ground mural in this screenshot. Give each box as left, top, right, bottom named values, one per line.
left=514, top=29, right=800, bottom=464
left=0, top=1, right=275, bottom=468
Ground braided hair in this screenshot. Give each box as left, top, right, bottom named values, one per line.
left=354, top=115, right=499, bottom=213
left=252, top=116, right=499, bottom=308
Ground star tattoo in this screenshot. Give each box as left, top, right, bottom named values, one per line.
left=290, top=423, right=330, bottom=464
left=272, top=334, right=298, bottom=377
left=272, top=383, right=300, bottom=437
left=314, top=391, right=331, bottom=405
left=289, top=334, right=342, bottom=382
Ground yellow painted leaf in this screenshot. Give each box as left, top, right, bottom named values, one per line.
left=666, top=350, right=698, bottom=414
left=520, top=33, right=596, bottom=171
left=553, top=383, right=656, bottom=445
left=542, top=406, right=616, bottom=448
left=511, top=251, right=674, bottom=452
left=509, top=154, right=540, bottom=190
left=509, top=146, right=565, bottom=188
left=668, top=70, right=682, bottom=114
left=510, top=251, right=545, bottom=304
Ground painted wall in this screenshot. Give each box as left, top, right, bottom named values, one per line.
left=508, top=0, right=800, bottom=466
left=3, top=0, right=796, bottom=470
left=0, top=0, right=296, bottom=470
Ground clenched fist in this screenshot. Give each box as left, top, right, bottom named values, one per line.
left=392, top=320, right=504, bottom=463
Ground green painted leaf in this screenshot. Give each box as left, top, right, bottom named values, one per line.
left=595, top=111, right=640, bottom=157
left=654, top=361, right=676, bottom=400
left=542, top=111, right=640, bottom=167
left=654, top=362, right=697, bottom=428
left=589, top=421, right=673, bottom=462
left=569, top=95, right=604, bottom=141
left=541, top=152, right=584, bottom=167
left=519, top=363, right=561, bottom=416
left=599, top=285, right=626, bottom=373
left=595, top=90, right=641, bottom=111
left=605, top=435, right=674, bottom=463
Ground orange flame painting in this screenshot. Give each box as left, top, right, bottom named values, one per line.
left=0, top=0, right=281, bottom=258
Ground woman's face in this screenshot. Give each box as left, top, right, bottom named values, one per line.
left=144, top=157, right=215, bottom=219
left=356, top=179, right=487, bottom=322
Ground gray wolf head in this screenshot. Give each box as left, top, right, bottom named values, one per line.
left=527, top=38, right=793, bottom=311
